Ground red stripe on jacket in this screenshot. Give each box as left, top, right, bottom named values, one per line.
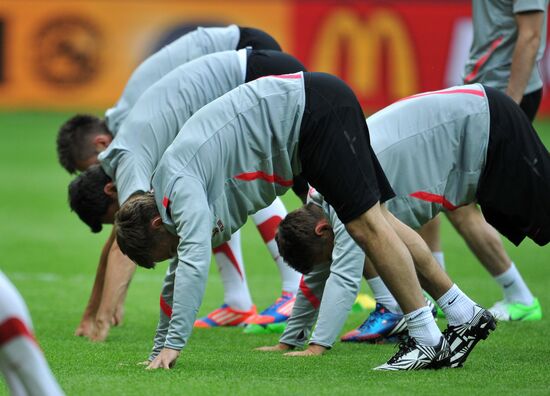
left=234, top=171, right=293, bottom=187
left=397, top=88, right=485, bottom=103
left=160, top=295, right=173, bottom=318
left=299, top=277, right=321, bottom=309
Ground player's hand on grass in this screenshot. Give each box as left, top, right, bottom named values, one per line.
left=146, top=348, right=180, bottom=370
left=255, top=343, right=294, bottom=352
left=75, top=315, right=96, bottom=337
left=137, top=360, right=151, bottom=366
left=89, top=317, right=111, bottom=342
left=284, top=344, right=327, bottom=357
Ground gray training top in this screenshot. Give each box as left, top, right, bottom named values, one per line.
left=152, top=73, right=306, bottom=351
left=281, top=84, right=491, bottom=348
left=464, top=0, right=548, bottom=94
left=105, top=25, right=240, bottom=134
left=98, top=50, right=246, bottom=205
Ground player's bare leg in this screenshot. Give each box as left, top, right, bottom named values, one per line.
left=446, top=203, right=539, bottom=320
left=447, top=203, right=510, bottom=275
left=383, top=208, right=453, bottom=300
left=417, top=215, right=445, bottom=269
left=345, top=203, right=426, bottom=314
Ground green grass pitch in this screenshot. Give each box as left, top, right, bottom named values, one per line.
left=0, top=111, right=549, bottom=395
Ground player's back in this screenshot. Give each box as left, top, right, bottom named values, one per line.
left=99, top=50, right=243, bottom=205
left=105, top=25, right=241, bottom=134
left=153, top=72, right=306, bottom=242
left=368, top=84, right=490, bottom=228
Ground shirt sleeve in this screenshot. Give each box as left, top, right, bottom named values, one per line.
left=513, top=0, right=546, bottom=13
left=149, top=258, right=178, bottom=361
left=278, top=262, right=330, bottom=348
left=163, top=177, right=213, bottom=351
left=308, top=207, right=364, bottom=348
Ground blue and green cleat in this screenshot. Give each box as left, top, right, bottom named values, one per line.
left=341, top=303, right=407, bottom=343
left=243, top=292, right=295, bottom=334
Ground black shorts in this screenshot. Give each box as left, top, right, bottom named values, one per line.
left=298, top=72, right=395, bottom=224
left=519, top=88, right=543, bottom=122
left=477, top=86, right=550, bottom=246
left=237, top=27, right=281, bottom=52
left=245, top=50, right=307, bottom=82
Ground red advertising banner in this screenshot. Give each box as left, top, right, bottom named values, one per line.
left=1, top=0, right=550, bottom=115
left=291, top=0, right=550, bottom=114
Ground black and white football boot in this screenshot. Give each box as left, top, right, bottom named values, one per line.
left=442, top=305, right=496, bottom=368
left=373, top=336, right=451, bottom=371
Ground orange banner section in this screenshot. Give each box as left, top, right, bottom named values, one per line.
left=0, top=1, right=290, bottom=109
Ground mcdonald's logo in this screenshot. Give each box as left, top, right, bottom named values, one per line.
left=309, top=8, right=418, bottom=101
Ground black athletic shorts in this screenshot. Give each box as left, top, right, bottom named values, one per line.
left=477, top=86, right=550, bottom=246
left=237, top=27, right=281, bottom=52
left=298, top=72, right=395, bottom=224
left=245, top=50, right=306, bottom=82
left=519, top=88, right=543, bottom=123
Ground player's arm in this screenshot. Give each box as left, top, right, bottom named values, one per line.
left=148, top=258, right=178, bottom=361
left=74, top=229, right=115, bottom=337
left=147, top=178, right=212, bottom=370
left=257, top=262, right=330, bottom=352
left=506, top=9, right=545, bottom=103
left=89, top=236, right=136, bottom=342
left=287, top=209, right=364, bottom=356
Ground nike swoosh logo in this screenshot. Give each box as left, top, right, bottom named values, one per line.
left=503, top=281, right=515, bottom=288
left=447, top=296, right=458, bottom=306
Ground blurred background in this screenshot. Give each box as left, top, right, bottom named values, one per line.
left=2, top=0, right=550, bottom=114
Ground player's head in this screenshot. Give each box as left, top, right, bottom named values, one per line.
left=115, top=192, right=179, bottom=269
left=276, top=203, right=334, bottom=274
left=68, top=164, right=119, bottom=233
left=57, top=114, right=113, bottom=174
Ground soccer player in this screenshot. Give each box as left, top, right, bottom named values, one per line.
left=260, top=83, right=549, bottom=362
left=67, top=49, right=306, bottom=342
left=56, top=25, right=283, bottom=340
left=417, top=0, right=549, bottom=322
left=0, top=271, right=65, bottom=395
left=114, top=72, right=502, bottom=371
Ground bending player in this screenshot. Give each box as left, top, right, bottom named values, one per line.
left=67, top=49, right=306, bottom=347
left=416, top=0, right=548, bottom=322
left=260, top=83, right=549, bottom=362
left=56, top=25, right=283, bottom=340
left=114, top=72, right=498, bottom=371
left=0, top=271, right=64, bottom=395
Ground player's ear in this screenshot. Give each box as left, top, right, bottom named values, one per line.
left=93, top=134, right=112, bottom=152
left=103, top=181, right=117, bottom=198
left=151, top=216, right=164, bottom=230
left=314, top=219, right=331, bottom=236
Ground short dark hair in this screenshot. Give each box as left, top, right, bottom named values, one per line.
left=115, top=192, right=162, bottom=269
left=68, top=164, right=113, bottom=233
left=276, top=203, right=327, bottom=274
left=57, top=114, right=110, bottom=173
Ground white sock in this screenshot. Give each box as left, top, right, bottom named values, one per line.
left=494, top=262, right=534, bottom=306
left=432, top=251, right=446, bottom=270
left=404, top=306, right=442, bottom=346
left=252, top=198, right=301, bottom=295
left=437, top=284, right=477, bottom=326
left=213, top=231, right=253, bottom=311
left=367, top=277, right=402, bottom=314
